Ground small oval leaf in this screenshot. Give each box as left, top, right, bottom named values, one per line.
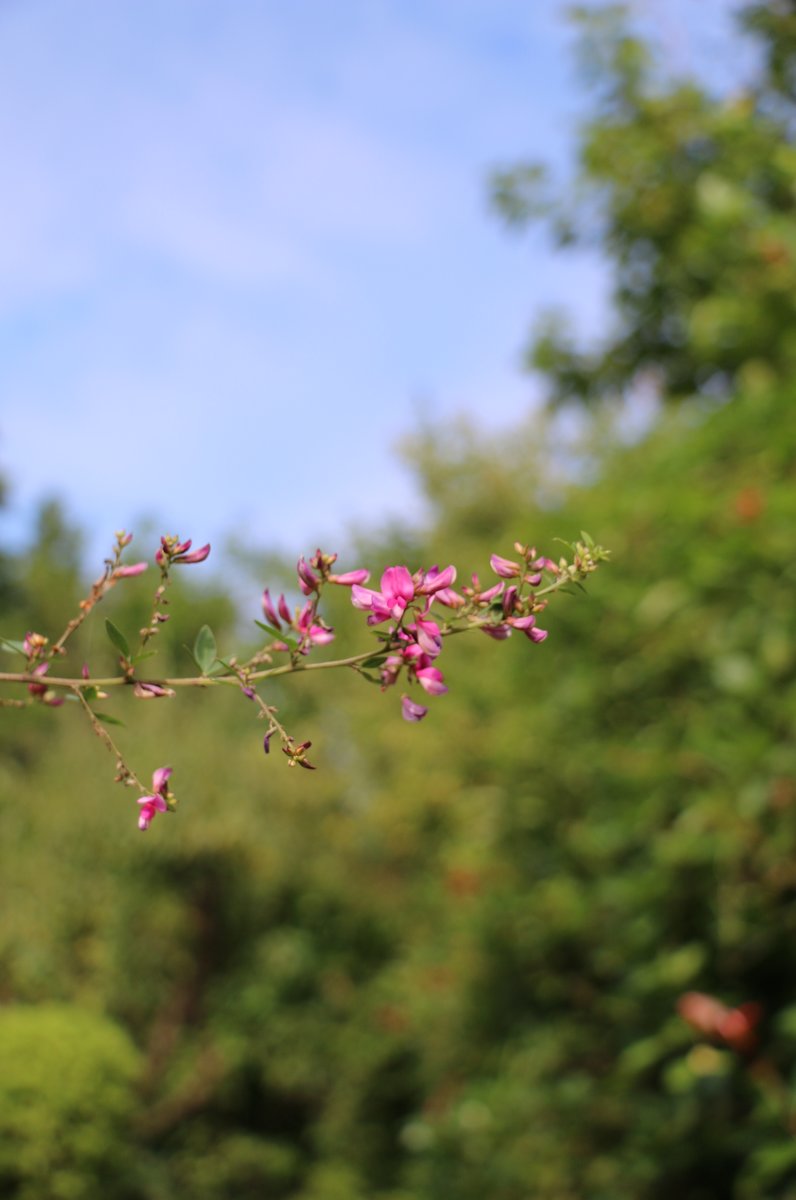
left=105, top=619, right=130, bottom=659
left=193, top=624, right=218, bottom=674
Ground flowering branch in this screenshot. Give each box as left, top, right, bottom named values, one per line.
left=0, top=531, right=609, bottom=831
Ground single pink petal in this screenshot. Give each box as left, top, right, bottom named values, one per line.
left=401, top=694, right=428, bottom=722
left=351, top=584, right=378, bottom=611
left=477, top=581, right=505, bottom=604
left=309, top=625, right=335, bottom=645
left=113, top=562, right=148, bottom=578
left=328, top=569, right=370, bottom=586
left=415, top=564, right=457, bottom=595
left=509, top=615, right=536, bottom=631
left=415, top=616, right=442, bottom=658
left=175, top=543, right=211, bottom=565
left=137, top=801, right=156, bottom=831
left=528, top=627, right=548, bottom=643
left=151, top=766, right=173, bottom=794
left=480, top=623, right=512, bottom=640
left=416, top=666, right=448, bottom=696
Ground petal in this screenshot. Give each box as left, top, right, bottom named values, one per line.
left=480, top=623, right=512, bottom=640
left=416, top=564, right=457, bottom=594
left=328, top=568, right=370, bottom=586
left=151, top=766, right=173, bottom=794
left=401, top=694, right=428, bottom=722
left=176, top=543, right=211, bottom=565
left=380, top=566, right=415, bottom=606
left=416, top=666, right=448, bottom=696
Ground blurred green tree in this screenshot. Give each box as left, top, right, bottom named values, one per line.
left=492, top=3, right=796, bottom=408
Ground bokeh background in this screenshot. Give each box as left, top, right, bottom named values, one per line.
left=4, top=1, right=796, bottom=1197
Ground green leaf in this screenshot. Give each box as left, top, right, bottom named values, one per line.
left=94, top=712, right=125, bottom=727
left=254, top=620, right=298, bottom=648
left=580, top=530, right=595, bottom=548
left=193, top=625, right=218, bottom=675
left=360, top=655, right=389, bottom=668
left=105, top=620, right=130, bottom=660
left=0, top=637, right=26, bottom=656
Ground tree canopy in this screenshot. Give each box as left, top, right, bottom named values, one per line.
left=493, top=2, right=796, bottom=408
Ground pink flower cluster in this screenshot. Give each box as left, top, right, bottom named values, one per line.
left=351, top=564, right=456, bottom=722
left=349, top=548, right=555, bottom=721
left=155, top=536, right=211, bottom=567
left=262, top=550, right=374, bottom=655
left=262, top=588, right=336, bottom=653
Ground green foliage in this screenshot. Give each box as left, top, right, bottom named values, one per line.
left=6, top=6, right=796, bottom=1196
left=0, top=1004, right=141, bottom=1199
left=3, top=384, right=796, bottom=1197
left=492, top=3, right=796, bottom=407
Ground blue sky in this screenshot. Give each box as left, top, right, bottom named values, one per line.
left=0, top=0, right=744, bottom=568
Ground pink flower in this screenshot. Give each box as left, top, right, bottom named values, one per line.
left=328, top=568, right=370, bottom=586
left=155, top=537, right=210, bottom=566
left=297, top=557, right=320, bottom=595
left=112, top=562, right=148, bottom=579
left=261, top=588, right=282, bottom=629
left=137, top=766, right=173, bottom=831
left=296, top=602, right=335, bottom=648
left=401, top=694, right=428, bottom=722
left=433, top=587, right=465, bottom=608
left=490, top=554, right=522, bottom=579
left=415, top=564, right=457, bottom=595
left=351, top=565, right=416, bottom=624
left=480, top=623, right=512, bottom=640
left=415, top=666, right=448, bottom=696
left=466, top=575, right=504, bottom=605
left=23, top=631, right=48, bottom=658
left=27, top=662, right=64, bottom=706
left=133, top=681, right=176, bottom=698
left=412, top=614, right=442, bottom=658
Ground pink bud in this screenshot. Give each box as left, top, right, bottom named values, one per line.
left=416, top=564, right=457, bottom=595
left=297, top=557, right=320, bottom=594
left=481, top=623, right=512, bottom=640
left=490, top=554, right=522, bottom=579
left=113, top=562, right=148, bottom=578
left=175, top=543, right=211, bottom=565
left=278, top=594, right=292, bottom=624
left=133, top=681, right=176, bottom=698
left=433, top=587, right=466, bottom=608
left=262, top=589, right=281, bottom=629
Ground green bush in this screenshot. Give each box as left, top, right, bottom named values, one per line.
left=0, top=1004, right=141, bottom=1199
